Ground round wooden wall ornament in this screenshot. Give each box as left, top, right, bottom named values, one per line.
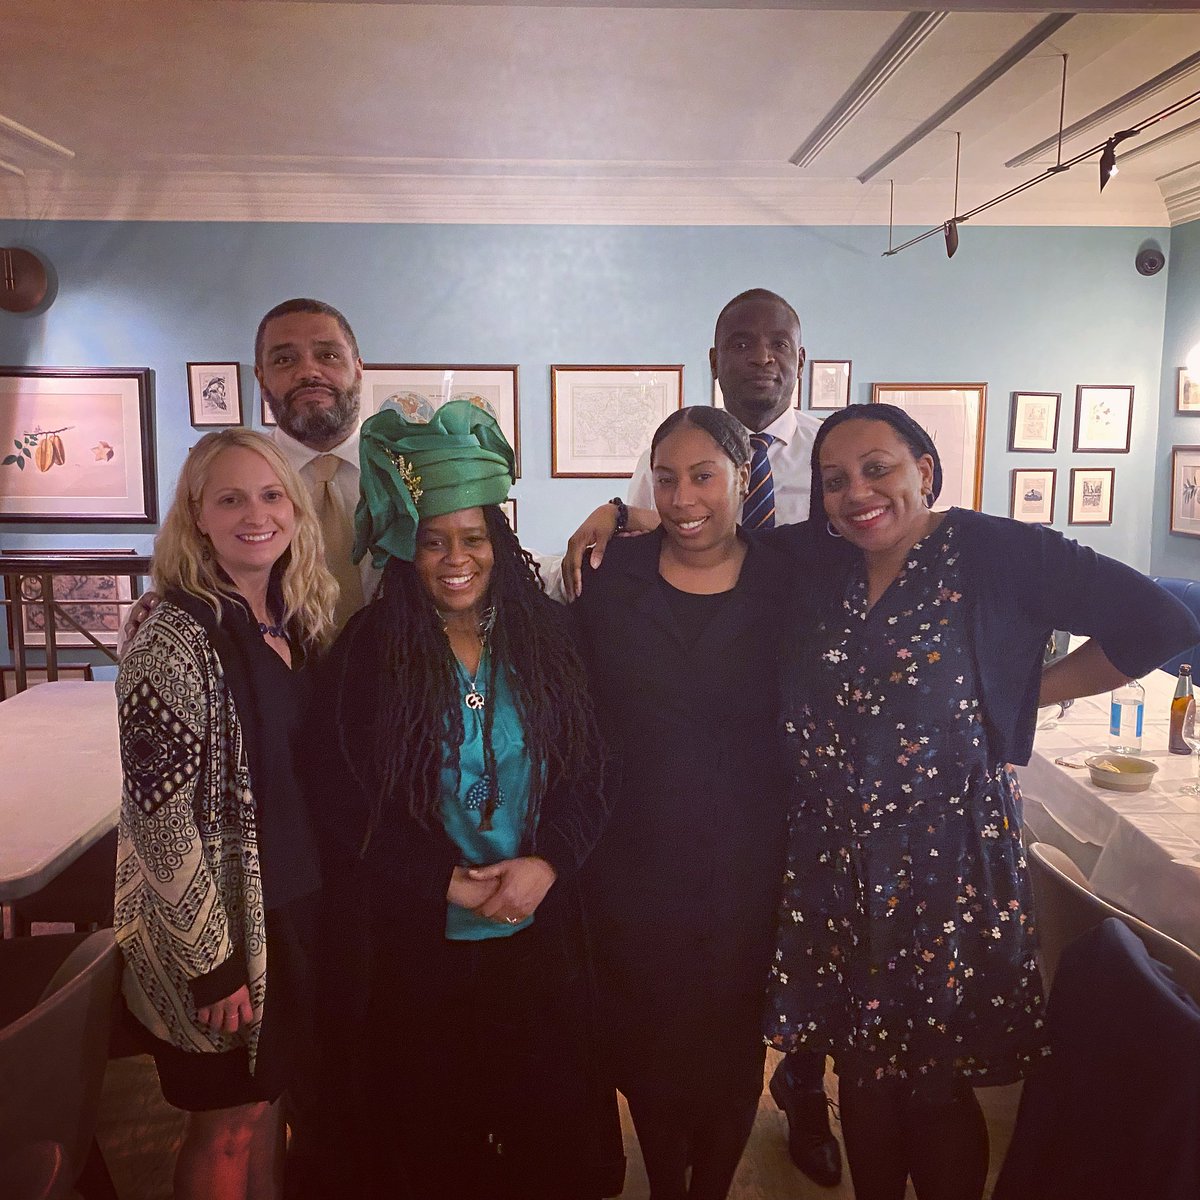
left=0, top=248, right=50, bottom=313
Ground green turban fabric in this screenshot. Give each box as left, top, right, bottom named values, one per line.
left=354, top=398, right=515, bottom=566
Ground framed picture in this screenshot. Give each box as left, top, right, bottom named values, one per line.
left=1068, top=467, right=1115, bottom=525
left=187, top=362, right=242, bottom=428
left=1178, top=369, right=1200, bottom=415
left=259, top=392, right=277, bottom=427
left=808, top=360, right=852, bottom=410
left=1009, top=391, right=1060, bottom=453
left=552, top=365, right=683, bottom=478
left=1170, top=446, right=1200, bottom=538
left=0, top=663, right=93, bottom=700
left=361, top=364, right=520, bottom=476
left=0, top=367, right=156, bottom=522
left=499, top=498, right=517, bottom=534
left=712, top=378, right=799, bottom=409
left=1073, top=385, right=1133, bottom=453
left=870, top=383, right=987, bottom=510
left=3, top=552, right=136, bottom=648
left=1010, top=468, right=1056, bottom=524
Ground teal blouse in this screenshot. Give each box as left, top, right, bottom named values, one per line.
left=441, top=651, right=534, bottom=940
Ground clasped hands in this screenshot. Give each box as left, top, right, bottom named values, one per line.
left=447, top=855, right=557, bottom=924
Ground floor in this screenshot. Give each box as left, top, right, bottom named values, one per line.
left=95, top=1048, right=1020, bottom=1199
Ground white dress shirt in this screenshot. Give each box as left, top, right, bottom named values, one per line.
left=537, top=405, right=824, bottom=602
left=271, top=423, right=381, bottom=602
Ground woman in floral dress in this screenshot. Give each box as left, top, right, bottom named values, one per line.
left=765, top=404, right=1199, bottom=1200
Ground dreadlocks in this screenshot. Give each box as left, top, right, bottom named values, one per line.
left=334, top=505, right=604, bottom=855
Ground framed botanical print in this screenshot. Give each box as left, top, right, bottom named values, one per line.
left=870, top=383, right=987, bottom=510
left=1170, top=446, right=1200, bottom=538
left=1073, top=385, right=1133, bottom=453
left=1010, top=468, right=1056, bottom=524
left=1008, top=392, right=1060, bottom=453
left=1068, top=467, right=1115, bottom=525
left=0, top=367, right=157, bottom=522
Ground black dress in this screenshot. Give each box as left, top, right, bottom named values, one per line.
left=572, top=529, right=796, bottom=1111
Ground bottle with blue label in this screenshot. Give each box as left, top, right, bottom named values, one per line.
left=1109, top=679, right=1145, bottom=754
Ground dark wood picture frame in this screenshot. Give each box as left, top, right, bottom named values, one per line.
left=808, top=360, right=852, bottom=410
left=1008, top=391, right=1060, bottom=453
left=1170, top=446, right=1200, bottom=538
left=1178, top=368, right=1200, bottom=415
left=1010, top=468, right=1056, bottom=524
left=1073, top=385, right=1133, bottom=453
left=187, top=362, right=243, bottom=428
left=0, top=366, right=157, bottom=523
left=1068, top=467, right=1115, bottom=526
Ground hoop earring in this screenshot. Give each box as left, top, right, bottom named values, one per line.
left=826, top=520, right=844, bottom=539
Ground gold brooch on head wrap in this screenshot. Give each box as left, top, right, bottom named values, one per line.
left=385, top=449, right=423, bottom=503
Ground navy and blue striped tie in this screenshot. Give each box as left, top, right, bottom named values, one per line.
left=742, top=432, right=777, bottom=529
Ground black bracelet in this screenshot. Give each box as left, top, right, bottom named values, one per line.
left=609, top=497, right=629, bottom=534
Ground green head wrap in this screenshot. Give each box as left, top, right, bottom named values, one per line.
left=354, top=398, right=515, bottom=566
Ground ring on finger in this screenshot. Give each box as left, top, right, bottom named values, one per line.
left=505, top=915, right=521, bottom=924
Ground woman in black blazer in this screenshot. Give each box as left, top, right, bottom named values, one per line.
left=572, top=406, right=799, bottom=1200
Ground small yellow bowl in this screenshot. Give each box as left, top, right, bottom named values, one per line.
left=1084, top=753, right=1159, bottom=793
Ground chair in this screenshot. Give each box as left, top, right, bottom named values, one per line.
left=0, top=1142, right=80, bottom=1200
left=0, top=931, right=120, bottom=1198
left=1027, top=841, right=1200, bottom=1000
left=1150, top=575, right=1200, bottom=676
left=994, top=918, right=1200, bottom=1200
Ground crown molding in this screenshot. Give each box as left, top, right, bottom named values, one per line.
left=0, top=159, right=1174, bottom=227
left=1160, top=159, right=1200, bottom=223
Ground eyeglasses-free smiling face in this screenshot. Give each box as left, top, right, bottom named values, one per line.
left=818, top=418, right=936, bottom=559
left=651, top=424, right=749, bottom=553
left=710, top=296, right=804, bottom=431
left=195, top=445, right=297, bottom=584
left=413, top=507, right=495, bottom=623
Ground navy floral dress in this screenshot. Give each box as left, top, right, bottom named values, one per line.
left=766, top=516, right=1049, bottom=1097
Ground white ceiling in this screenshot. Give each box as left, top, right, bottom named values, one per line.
left=1, top=1, right=1199, bottom=227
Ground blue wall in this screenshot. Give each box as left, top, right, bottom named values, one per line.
left=0, top=220, right=1174, bottom=569
left=1153, top=216, right=1200, bottom=581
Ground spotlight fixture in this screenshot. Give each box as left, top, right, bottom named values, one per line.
left=943, top=220, right=959, bottom=258
left=1099, top=128, right=1136, bottom=194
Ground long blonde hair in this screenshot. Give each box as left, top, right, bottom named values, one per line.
left=153, top=429, right=338, bottom=647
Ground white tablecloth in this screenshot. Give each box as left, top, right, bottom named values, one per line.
left=0, top=681, right=120, bottom=901
left=1021, top=668, right=1200, bottom=952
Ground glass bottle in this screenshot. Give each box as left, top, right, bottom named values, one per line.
left=1109, top=679, right=1145, bottom=755
left=1170, top=664, right=1195, bottom=755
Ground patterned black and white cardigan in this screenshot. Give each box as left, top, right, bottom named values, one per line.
left=114, top=600, right=268, bottom=1065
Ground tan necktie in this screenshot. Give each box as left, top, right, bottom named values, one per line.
left=309, top=453, right=365, bottom=630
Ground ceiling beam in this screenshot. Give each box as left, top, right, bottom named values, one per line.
left=789, top=11, right=948, bottom=168
left=857, top=12, right=1073, bottom=183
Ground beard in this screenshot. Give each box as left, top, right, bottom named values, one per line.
left=264, top=379, right=361, bottom=446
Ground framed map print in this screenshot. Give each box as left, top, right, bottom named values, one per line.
left=870, top=383, right=987, bottom=510
left=361, top=364, right=520, bottom=477
left=551, top=365, right=683, bottom=478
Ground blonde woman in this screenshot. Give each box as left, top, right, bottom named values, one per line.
left=116, top=429, right=336, bottom=1200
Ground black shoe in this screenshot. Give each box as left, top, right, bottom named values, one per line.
left=768, top=1059, right=843, bottom=1188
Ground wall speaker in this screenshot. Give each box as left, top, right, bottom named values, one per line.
left=1135, top=247, right=1165, bottom=276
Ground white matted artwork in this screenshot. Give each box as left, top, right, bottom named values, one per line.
left=552, top=365, right=683, bottom=478
left=1073, top=385, right=1133, bottom=453
left=870, top=383, right=987, bottom=510
left=712, top=378, right=799, bottom=409
left=1170, top=446, right=1200, bottom=538
left=1178, top=369, right=1200, bottom=415
left=187, top=362, right=242, bottom=428
left=499, top=498, right=517, bottom=534
left=1068, top=467, right=1115, bottom=526
left=808, top=360, right=852, bottom=410
left=362, top=365, right=520, bottom=477
left=1008, top=392, right=1059, bottom=453
left=1010, top=468, right=1056, bottom=524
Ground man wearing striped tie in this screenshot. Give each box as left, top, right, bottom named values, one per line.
left=560, top=289, right=840, bottom=1188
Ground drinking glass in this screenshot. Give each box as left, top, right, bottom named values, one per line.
left=1183, top=718, right=1200, bottom=796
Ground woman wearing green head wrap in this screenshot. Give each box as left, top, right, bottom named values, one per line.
left=305, top=400, right=613, bottom=1199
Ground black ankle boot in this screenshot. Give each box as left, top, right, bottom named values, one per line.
left=768, top=1059, right=843, bottom=1188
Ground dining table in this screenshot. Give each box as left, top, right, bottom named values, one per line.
left=1020, top=664, right=1200, bottom=953
left=0, top=681, right=120, bottom=903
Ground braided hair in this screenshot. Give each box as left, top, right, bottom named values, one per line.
left=334, top=505, right=604, bottom=854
